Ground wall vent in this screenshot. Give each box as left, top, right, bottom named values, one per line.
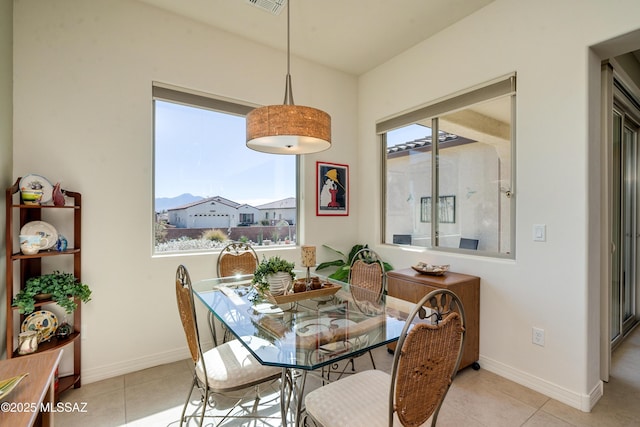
left=245, top=0, right=286, bottom=16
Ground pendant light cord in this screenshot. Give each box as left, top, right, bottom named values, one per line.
left=283, top=0, right=294, bottom=105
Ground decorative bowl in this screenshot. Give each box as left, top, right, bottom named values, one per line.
left=411, top=263, right=450, bottom=276
left=20, top=244, right=40, bottom=255
left=21, top=189, right=43, bottom=205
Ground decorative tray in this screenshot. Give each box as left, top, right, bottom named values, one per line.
left=264, top=283, right=341, bottom=305
left=0, top=373, right=29, bottom=400
left=411, top=263, right=450, bottom=276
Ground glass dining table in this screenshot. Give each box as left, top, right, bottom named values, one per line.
left=192, top=272, right=415, bottom=427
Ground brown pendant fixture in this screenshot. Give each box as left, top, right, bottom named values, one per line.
left=246, top=0, right=331, bottom=154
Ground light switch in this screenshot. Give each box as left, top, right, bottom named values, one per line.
left=533, top=224, right=546, bottom=242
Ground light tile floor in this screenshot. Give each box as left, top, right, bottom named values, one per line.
left=56, top=326, right=640, bottom=426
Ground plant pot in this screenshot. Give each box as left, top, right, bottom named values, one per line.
left=267, top=272, right=291, bottom=296
left=34, top=293, right=53, bottom=301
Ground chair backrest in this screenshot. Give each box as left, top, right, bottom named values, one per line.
left=389, top=289, right=466, bottom=427
left=459, top=237, right=479, bottom=250
left=348, top=248, right=385, bottom=304
left=175, top=264, right=203, bottom=365
left=217, top=241, right=259, bottom=277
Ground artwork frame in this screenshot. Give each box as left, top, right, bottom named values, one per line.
left=420, top=195, right=456, bottom=223
left=316, top=161, right=349, bottom=216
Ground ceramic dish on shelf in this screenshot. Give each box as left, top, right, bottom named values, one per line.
left=20, top=221, right=58, bottom=250
left=0, top=373, right=29, bottom=400
left=411, top=262, right=450, bottom=276
left=21, top=310, right=58, bottom=343
left=19, top=174, right=54, bottom=204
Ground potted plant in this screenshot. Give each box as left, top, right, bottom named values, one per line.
left=315, top=244, right=393, bottom=282
left=252, top=255, right=295, bottom=296
left=13, top=270, right=92, bottom=315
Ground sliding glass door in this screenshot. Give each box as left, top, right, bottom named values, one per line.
left=611, top=97, right=640, bottom=348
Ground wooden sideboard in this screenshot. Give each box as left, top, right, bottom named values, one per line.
left=386, top=268, right=480, bottom=370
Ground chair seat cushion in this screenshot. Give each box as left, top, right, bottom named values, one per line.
left=196, top=338, right=281, bottom=392
left=305, top=369, right=391, bottom=427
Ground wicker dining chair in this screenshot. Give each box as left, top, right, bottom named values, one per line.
left=175, top=264, right=281, bottom=427
left=346, top=248, right=386, bottom=371
left=349, top=248, right=385, bottom=304
left=217, top=241, right=259, bottom=277
left=209, top=241, right=259, bottom=345
left=305, top=288, right=466, bottom=427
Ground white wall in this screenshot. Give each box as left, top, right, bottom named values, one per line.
left=358, top=0, right=640, bottom=411
left=0, top=0, right=13, bottom=359
left=12, top=0, right=358, bottom=381
left=12, top=0, right=640, bottom=413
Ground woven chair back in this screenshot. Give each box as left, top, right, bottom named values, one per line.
left=395, top=313, right=462, bottom=426
left=390, top=289, right=466, bottom=427
left=175, top=265, right=201, bottom=364
left=349, top=249, right=385, bottom=305
left=217, top=242, right=259, bottom=277
left=350, top=260, right=384, bottom=303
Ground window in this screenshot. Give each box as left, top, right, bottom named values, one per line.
left=153, top=84, right=297, bottom=253
left=381, top=75, right=516, bottom=257
left=239, top=213, right=254, bottom=224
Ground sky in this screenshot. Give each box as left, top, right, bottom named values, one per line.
left=154, top=101, right=429, bottom=207
left=387, top=123, right=431, bottom=146
left=154, top=101, right=296, bottom=206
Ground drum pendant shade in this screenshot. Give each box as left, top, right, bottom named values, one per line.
left=247, top=105, right=331, bottom=154
left=246, top=0, right=331, bottom=154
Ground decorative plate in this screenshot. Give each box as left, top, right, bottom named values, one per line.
left=411, top=263, right=450, bottom=276
left=0, top=373, right=29, bottom=400
left=20, top=221, right=58, bottom=250
left=21, top=310, right=58, bottom=343
left=19, top=174, right=54, bottom=204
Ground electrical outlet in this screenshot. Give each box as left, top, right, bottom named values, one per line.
left=532, top=327, right=545, bottom=346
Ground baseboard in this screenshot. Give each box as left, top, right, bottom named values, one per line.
left=80, top=337, right=215, bottom=385
left=478, top=355, right=603, bottom=412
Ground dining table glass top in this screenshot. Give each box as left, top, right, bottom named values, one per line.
left=192, top=273, right=414, bottom=371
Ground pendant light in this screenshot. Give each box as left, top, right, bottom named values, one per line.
left=246, top=0, right=331, bottom=154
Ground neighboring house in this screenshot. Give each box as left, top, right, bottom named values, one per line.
left=168, top=196, right=260, bottom=228
left=256, top=197, right=297, bottom=225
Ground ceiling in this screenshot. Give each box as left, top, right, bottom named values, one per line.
left=137, top=0, right=495, bottom=76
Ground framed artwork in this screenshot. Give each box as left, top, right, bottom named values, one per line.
left=420, top=195, right=456, bottom=223
left=316, top=161, right=349, bottom=216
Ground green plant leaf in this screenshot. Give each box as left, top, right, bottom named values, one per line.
left=252, top=255, right=295, bottom=288
left=12, top=271, right=91, bottom=315
left=321, top=244, right=347, bottom=259
left=315, top=259, right=345, bottom=271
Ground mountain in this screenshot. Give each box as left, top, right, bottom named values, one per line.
left=155, top=193, right=204, bottom=212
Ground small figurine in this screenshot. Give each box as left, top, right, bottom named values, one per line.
left=52, top=182, right=65, bottom=206
left=56, top=234, right=68, bottom=252
left=56, top=322, right=73, bottom=339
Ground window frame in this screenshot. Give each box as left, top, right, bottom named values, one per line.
left=379, top=74, right=517, bottom=258
left=152, top=82, right=300, bottom=254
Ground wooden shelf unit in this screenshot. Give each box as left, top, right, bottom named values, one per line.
left=386, top=268, right=480, bottom=371
left=4, top=178, right=82, bottom=399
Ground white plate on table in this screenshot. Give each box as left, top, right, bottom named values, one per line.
left=19, top=174, right=54, bottom=204
left=253, top=303, right=284, bottom=316
left=20, top=221, right=58, bottom=250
